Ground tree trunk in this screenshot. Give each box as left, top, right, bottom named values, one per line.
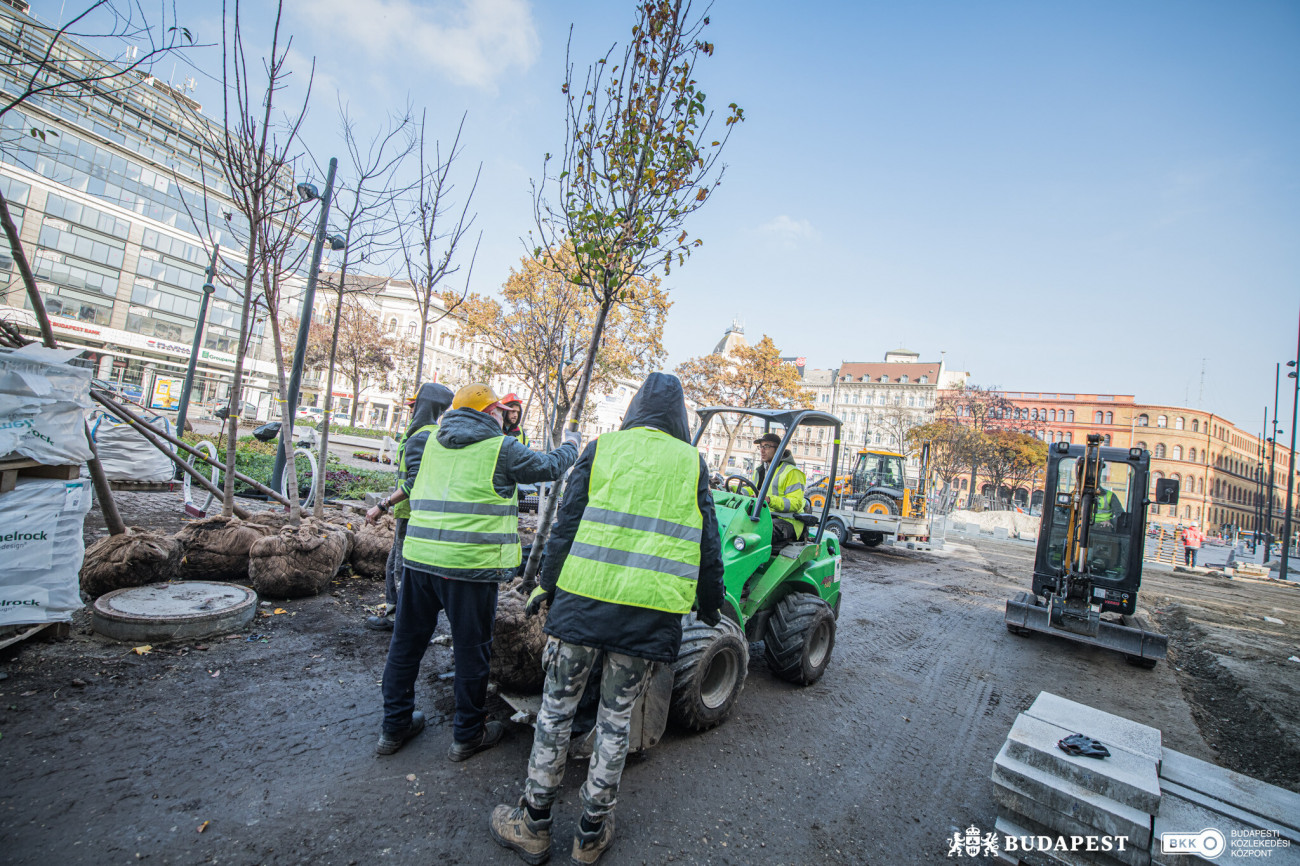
left=267, top=316, right=300, bottom=525
left=349, top=372, right=361, bottom=426
left=521, top=296, right=613, bottom=587
left=314, top=282, right=347, bottom=518
left=223, top=229, right=260, bottom=517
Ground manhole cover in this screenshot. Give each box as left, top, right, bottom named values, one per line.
left=92, top=581, right=257, bottom=642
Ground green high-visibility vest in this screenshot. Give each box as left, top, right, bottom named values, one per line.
left=752, top=460, right=807, bottom=537
left=403, top=434, right=520, bottom=571
left=557, top=427, right=702, bottom=614
left=1093, top=488, right=1123, bottom=524
left=392, top=424, right=436, bottom=520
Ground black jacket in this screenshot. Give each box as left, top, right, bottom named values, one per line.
left=540, top=372, right=725, bottom=662
left=405, top=406, right=577, bottom=583
left=398, top=383, right=454, bottom=497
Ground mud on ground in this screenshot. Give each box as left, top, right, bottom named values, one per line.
left=1, top=495, right=1297, bottom=865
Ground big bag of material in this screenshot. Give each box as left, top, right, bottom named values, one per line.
left=0, top=344, right=93, bottom=465
left=0, top=477, right=93, bottom=625
left=90, top=411, right=175, bottom=482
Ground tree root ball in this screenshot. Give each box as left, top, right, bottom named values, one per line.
left=243, top=511, right=291, bottom=531
left=80, top=528, right=183, bottom=599
left=174, top=515, right=275, bottom=582
left=491, top=579, right=547, bottom=693
left=348, top=514, right=394, bottom=579
left=248, top=519, right=352, bottom=598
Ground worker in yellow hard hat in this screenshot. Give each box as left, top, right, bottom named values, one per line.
left=376, top=383, right=581, bottom=761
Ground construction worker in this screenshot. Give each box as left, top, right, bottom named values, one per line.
left=364, top=383, right=454, bottom=631
left=751, top=432, right=807, bottom=545
left=1092, top=485, right=1125, bottom=527
left=490, top=372, right=725, bottom=866
left=1180, top=522, right=1205, bottom=567
left=375, top=383, right=579, bottom=761
left=500, top=393, right=529, bottom=446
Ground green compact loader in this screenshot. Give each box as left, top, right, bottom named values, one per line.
left=499, top=407, right=844, bottom=753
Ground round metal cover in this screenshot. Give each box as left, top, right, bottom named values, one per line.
left=92, top=581, right=257, bottom=642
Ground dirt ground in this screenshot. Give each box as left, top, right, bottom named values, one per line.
left=2, top=493, right=1298, bottom=865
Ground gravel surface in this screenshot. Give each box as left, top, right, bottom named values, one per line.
left=2, top=499, right=1297, bottom=865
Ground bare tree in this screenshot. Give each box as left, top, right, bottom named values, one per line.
left=396, top=111, right=479, bottom=386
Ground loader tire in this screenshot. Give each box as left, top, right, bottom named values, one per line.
left=824, top=517, right=849, bottom=547
left=764, top=593, right=836, bottom=686
left=859, top=531, right=885, bottom=547
left=669, top=615, right=748, bottom=731
left=858, top=494, right=899, bottom=516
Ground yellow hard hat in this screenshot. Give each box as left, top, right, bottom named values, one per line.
left=451, top=383, right=501, bottom=412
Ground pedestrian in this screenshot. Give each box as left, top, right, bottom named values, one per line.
left=1180, top=522, right=1205, bottom=567
left=364, top=383, right=453, bottom=631
left=375, top=383, right=579, bottom=760
left=489, top=372, right=725, bottom=865
left=750, top=432, right=807, bottom=547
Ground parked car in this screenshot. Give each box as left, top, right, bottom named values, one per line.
left=295, top=406, right=324, bottom=424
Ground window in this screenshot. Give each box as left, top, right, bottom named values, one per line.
left=1105, top=411, right=1113, bottom=425
left=1136, top=441, right=1148, bottom=452
left=1175, top=417, right=1184, bottom=430
left=407, top=322, right=415, bottom=336
left=1067, top=410, right=1074, bottom=423
left=1192, top=419, right=1199, bottom=432
left=1138, top=414, right=1149, bottom=427
left=899, top=375, right=908, bottom=383
left=1103, top=434, right=1111, bottom=446
left=1049, top=409, right=1057, bottom=422
left=1157, top=415, right=1167, bottom=428
left=879, top=375, right=889, bottom=384
left=1154, top=443, right=1166, bottom=458
left=1095, top=410, right=1103, bottom=423
left=388, top=318, right=397, bottom=333
left=919, top=376, right=927, bottom=384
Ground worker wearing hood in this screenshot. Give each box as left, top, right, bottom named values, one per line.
left=365, top=382, right=454, bottom=630
left=490, top=372, right=724, bottom=865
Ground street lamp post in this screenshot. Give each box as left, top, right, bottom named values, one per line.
left=175, top=243, right=220, bottom=436
left=271, top=157, right=343, bottom=493
left=1280, top=306, right=1300, bottom=582
left=1264, top=364, right=1280, bottom=563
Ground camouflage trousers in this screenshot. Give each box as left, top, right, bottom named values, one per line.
left=524, top=638, right=653, bottom=818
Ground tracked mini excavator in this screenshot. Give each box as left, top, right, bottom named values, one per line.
left=1004, top=434, right=1176, bottom=668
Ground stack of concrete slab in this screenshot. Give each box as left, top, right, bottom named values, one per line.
left=993, top=692, right=1300, bottom=865
left=1152, top=749, right=1300, bottom=865
left=993, top=692, right=1161, bottom=866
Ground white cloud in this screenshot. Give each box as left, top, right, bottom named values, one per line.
left=757, top=215, right=817, bottom=244
left=289, top=0, right=539, bottom=91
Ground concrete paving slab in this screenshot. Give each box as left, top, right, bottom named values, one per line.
left=995, top=812, right=1144, bottom=866
left=994, top=743, right=1153, bottom=847
left=1152, top=790, right=1300, bottom=865
left=995, top=526, right=1011, bottom=539
left=1006, top=712, right=1161, bottom=814
left=1161, top=781, right=1299, bottom=846
left=992, top=779, right=1151, bottom=866
left=1160, top=748, right=1300, bottom=837
left=1025, top=692, right=1163, bottom=765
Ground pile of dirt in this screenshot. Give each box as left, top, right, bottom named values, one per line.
left=949, top=509, right=1040, bottom=538
left=491, top=579, right=547, bottom=692
left=79, top=528, right=183, bottom=599
left=347, top=514, right=394, bottom=579
left=174, top=515, right=276, bottom=582
left=249, top=519, right=352, bottom=598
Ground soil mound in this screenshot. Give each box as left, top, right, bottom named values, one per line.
left=174, top=515, right=275, bottom=582
left=491, top=579, right=547, bottom=692
left=248, top=519, right=352, bottom=598
left=79, top=528, right=183, bottom=599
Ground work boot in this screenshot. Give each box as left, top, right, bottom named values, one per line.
left=365, top=613, right=395, bottom=631
left=374, top=710, right=425, bottom=756
left=569, top=813, right=615, bottom=865
left=489, top=797, right=553, bottom=865
left=448, top=719, right=504, bottom=762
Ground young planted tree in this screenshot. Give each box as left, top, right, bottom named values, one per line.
left=676, top=335, right=811, bottom=470
left=937, top=384, right=1020, bottom=507
left=449, top=247, right=670, bottom=447
left=330, top=295, right=395, bottom=426
left=524, top=0, right=744, bottom=581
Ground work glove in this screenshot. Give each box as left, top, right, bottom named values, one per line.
left=563, top=429, right=582, bottom=450
left=697, top=607, right=721, bottom=627
left=525, top=586, right=553, bottom=618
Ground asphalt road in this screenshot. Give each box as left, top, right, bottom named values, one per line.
left=4, top=531, right=1296, bottom=866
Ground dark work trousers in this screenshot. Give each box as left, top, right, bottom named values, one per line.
left=381, top=566, right=499, bottom=743
left=382, top=517, right=410, bottom=610
left=1184, top=547, right=1197, bottom=567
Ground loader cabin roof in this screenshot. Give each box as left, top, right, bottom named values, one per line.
left=692, top=406, right=843, bottom=431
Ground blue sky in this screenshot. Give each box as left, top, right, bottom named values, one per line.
left=36, top=0, right=1300, bottom=431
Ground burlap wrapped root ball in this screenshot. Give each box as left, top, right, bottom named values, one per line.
left=320, top=513, right=359, bottom=560
left=491, top=578, right=548, bottom=692
left=248, top=519, right=351, bottom=598
left=243, top=510, right=291, bottom=531
left=80, top=527, right=183, bottom=599
left=348, top=513, right=394, bottom=579
left=174, top=515, right=275, bottom=582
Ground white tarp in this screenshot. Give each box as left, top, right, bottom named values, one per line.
left=0, top=477, right=92, bottom=625
left=0, top=344, right=93, bottom=465
left=90, top=411, right=175, bottom=482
